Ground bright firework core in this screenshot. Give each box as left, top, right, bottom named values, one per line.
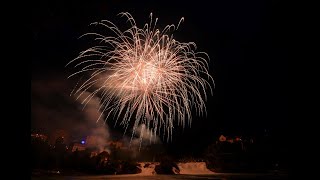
left=67, top=12, right=214, bottom=143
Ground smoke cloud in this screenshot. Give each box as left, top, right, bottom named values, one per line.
left=32, top=72, right=164, bottom=157
left=75, top=91, right=110, bottom=153
left=32, top=73, right=110, bottom=153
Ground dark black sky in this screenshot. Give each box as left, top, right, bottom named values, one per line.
left=32, top=0, right=289, bottom=155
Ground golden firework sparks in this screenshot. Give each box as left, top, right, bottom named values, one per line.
left=67, top=12, right=214, bottom=143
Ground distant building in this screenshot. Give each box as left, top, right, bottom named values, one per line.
left=227, top=137, right=234, bottom=143
left=219, top=135, right=226, bottom=142
left=31, top=133, right=48, bottom=142
left=108, top=141, right=124, bottom=149
left=86, top=135, right=125, bottom=149
left=68, top=135, right=127, bottom=155
left=71, top=143, right=86, bottom=152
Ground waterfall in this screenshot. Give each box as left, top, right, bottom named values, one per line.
left=177, top=162, right=214, bottom=174
left=138, top=162, right=159, bottom=175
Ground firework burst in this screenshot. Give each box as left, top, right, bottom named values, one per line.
left=67, top=12, right=214, bottom=143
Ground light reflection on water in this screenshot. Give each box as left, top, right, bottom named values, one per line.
left=32, top=173, right=288, bottom=180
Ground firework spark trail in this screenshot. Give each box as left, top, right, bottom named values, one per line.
left=67, top=12, right=214, bottom=143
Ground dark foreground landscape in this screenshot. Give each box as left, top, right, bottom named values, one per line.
left=32, top=1, right=289, bottom=179
left=32, top=173, right=288, bottom=180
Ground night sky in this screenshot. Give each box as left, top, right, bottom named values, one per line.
left=32, top=0, right=289, bottom=155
